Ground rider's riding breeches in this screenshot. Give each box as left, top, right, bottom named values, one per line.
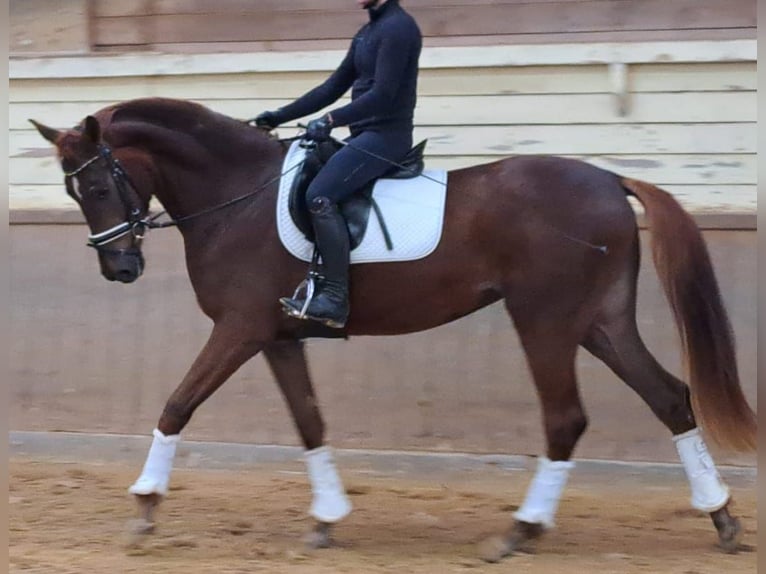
left=306, top=129, right=412, bottom=205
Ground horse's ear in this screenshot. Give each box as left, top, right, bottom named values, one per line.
left=83, top=115, right=101, bottom=143
left=29, top=119, right=62, bottom=144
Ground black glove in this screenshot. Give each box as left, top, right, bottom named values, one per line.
left=251, top=110, right=281, bottom=129
left=305, top=115, right=333, bottom=142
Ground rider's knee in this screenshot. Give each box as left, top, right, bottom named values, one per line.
left=308, top=195, right=335, bottom=214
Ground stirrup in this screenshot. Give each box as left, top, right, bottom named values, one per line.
left=281, top=274, right=320, bottom=319
left=281, top=248, right=322, bottom=320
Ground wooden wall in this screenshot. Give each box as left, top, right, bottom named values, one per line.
left=9, top=43, right=757, bottom=216
left=88, top=0, right=757, bottom=52
left=10, top=0, right=758, bottom=55
left=10, top=0, right=757, bottom=54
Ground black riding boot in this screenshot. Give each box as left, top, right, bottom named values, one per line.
left=280, top=196, right=350, bottom=328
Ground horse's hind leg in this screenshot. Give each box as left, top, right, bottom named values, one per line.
left=262, top=339, right=352, bottom=548
left=128, top=321, right=264, bottom=533
left=582, top=287, right=742, bottom=552
left=481, top=320, right=586, bottom=562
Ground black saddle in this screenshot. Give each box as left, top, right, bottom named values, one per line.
left=288, top=139, right=427, bottom=250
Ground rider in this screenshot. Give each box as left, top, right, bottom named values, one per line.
left=254, top=0, right=422, bottom=329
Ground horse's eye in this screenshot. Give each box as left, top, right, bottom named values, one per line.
left=90, top=187, right=109, bottom=199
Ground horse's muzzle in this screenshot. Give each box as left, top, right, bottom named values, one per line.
left=101, top=248, right=145, bottom=283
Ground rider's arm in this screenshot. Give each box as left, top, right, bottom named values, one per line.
left=273, top=41, right=357, bottom=125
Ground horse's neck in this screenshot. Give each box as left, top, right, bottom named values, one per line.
left=114, top=122, right=286, bottom=225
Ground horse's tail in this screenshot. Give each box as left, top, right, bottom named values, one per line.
left=620, top=177, right=755, bottom=452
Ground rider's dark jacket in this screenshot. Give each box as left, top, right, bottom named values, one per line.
left=273, top=0, right=421, bottom=136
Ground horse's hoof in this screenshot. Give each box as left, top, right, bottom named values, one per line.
left=304, top=522, right=333, bottom=549
left=479, top=520, right=545, bottom=562
left=478, top=535, right=513, bottom=563
left=129, top=517, right=156, bottom=536
left=134, top=492, right=162, bottom=523
left=717, top=516, right=742, bottom=554
left=123, top=518, right=156, bottom=550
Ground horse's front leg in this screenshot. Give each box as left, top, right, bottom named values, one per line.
left=263, top=339, right=352, bottom=548
left=128, top=321, right=264, bottom=534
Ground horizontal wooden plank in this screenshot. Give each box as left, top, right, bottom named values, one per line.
left=9, top=183, right=756, bottom=214
left=8, top=185, right=164, bottom=211
left=409, top=124, right=756, bottom=155
left=94, top=0, right=614, bottom=18
left=15, top=114, right=753, bottom=153
left=629, top=62, right=757, bottom=93
left=419, top=41, right=757, bottom=68
left=12, top=120, right=757, bottom=159
left=412, top=93, right=758, bottom=125
left=12, top=100, right=320, bottom=130
left=11, top=157, right=65, bottom=185
left=10, top=151, right=756, bottom=186
left=107, top=27, right=755, bottom=55
left=12, top=102, right=113, bottom=130
left=418, top=28, right=757, bottom=45
left=9, top=91, right=757, bottom=133
left=11, top=78, right=156, bottom=103
left=11, top=41, right=757, bottom=80
left=90, top=39, right=352, bottom=54
left=10, top=186, right=77, bottom=211
left=93, top=13, right=364, bottom=45
left=95, top=0, right=357, bottom=18
left=423, top=155, right=757, bottom=185
left=10, top=62, right=758, bottom=104
left=657, top=185, right=757, bottom=212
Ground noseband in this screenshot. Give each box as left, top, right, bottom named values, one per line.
left=64, top=144, right=147, bottom=253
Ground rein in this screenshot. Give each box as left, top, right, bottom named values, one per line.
left=67, top=137, right=304, bottom=247
left=145, top=161, right=303, bottom=230
left=134, top=134, right=305, bottom=230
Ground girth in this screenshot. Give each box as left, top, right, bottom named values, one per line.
left=288, top=139, right=427, bottom=250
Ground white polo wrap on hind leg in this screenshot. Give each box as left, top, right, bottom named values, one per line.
left=673, top=428, right=729, bottom=512
left=128, top=428, right=180, bottom=496
left=514, top=456, right=575, bottom=529
left=305, top=446, right=352, bottom=523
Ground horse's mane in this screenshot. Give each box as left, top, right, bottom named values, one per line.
left=99, top=97, right=240, bottom=133
left=95, top=97, right=282, bottom=162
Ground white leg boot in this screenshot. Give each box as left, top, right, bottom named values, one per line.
left=304, top=446, right=352, bottom=523
left=514, top=456, right=575, bottom=528
left=673, top=428, right=730, bottom=512
left=128, top=428, right=180, bottom=496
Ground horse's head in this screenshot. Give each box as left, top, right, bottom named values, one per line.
left=30, top=115, right=150, bottom=283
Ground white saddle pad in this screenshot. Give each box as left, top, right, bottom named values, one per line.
left=276, top=140, right=448, bottom=264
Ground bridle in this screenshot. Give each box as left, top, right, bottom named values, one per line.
left=65, top=144, right=148, bottom=253
left=64, top=138, right=305, bottom=252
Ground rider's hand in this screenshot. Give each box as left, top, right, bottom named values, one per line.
left=251, top=111, right=282, bottom=130
left=305, top=115, right=333, bottom=142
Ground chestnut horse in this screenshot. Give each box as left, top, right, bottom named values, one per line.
left=31, top=98, right=755, bottom=561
